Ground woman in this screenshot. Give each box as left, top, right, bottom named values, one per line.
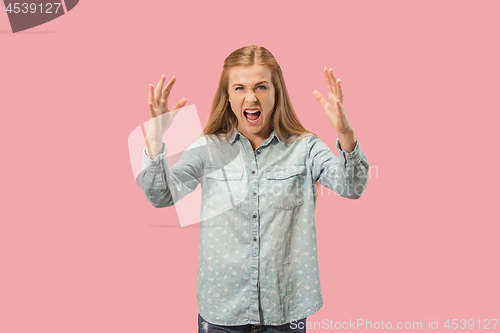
left=140, top=45, right=369, bottom=332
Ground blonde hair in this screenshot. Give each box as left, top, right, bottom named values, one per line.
left=202, top=45, right=320, bottom=200
left=203, top=45, right=317, bottom=142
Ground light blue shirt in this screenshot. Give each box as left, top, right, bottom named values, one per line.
left=140, top=128, right=369, bottom=326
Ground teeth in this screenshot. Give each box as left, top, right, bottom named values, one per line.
left=244, top=109, right=260, bottom=114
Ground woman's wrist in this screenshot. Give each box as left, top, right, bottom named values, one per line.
left=145, top=135, right=164, bottom=159
left=145, top=134, right=163, bottom=147
left=337, top=129, right=356, bottom=153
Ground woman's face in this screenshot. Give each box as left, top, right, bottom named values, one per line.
left=227, top=64, right=275, bottom=138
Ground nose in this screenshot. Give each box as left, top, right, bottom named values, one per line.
left=245, top=91, right=257, bottom=103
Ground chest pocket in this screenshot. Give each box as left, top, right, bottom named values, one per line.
left=202, top=166, right=246, bottom=215
left=265, top=165, right=305, bottom=210
left=204, top=167, right=243, bottom=181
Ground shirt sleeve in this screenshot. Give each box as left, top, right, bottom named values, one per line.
left=140, top=138, right=205, bottom=208
left=307, top=134, right=369, bottom=199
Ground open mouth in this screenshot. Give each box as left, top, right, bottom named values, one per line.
left=244, top=110, right=261, bottom=123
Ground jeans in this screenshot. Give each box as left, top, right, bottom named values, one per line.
left=198, top=313, right=307, bottom=333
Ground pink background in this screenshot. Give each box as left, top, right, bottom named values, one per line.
left=1, top=0, right=499, bottom=332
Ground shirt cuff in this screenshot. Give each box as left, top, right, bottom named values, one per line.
left=336, top=137, right=362, bottom=167
left=141, top=142, right=167, bottom=171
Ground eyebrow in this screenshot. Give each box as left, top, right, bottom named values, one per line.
left=232, top=81, right=269, bottom=87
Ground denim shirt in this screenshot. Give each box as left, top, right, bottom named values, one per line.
left=140, top=128, right=369, bottom=326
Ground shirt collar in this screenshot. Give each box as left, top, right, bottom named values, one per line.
left=228, top=128, right=286, bottom=146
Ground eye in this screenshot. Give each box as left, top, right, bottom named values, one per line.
left=258, top=85, right=267, bottom=90
left=235, top=87, right=243, bottom=91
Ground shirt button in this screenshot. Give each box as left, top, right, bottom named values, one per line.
left=253, top=237, right=257, bottom=241
left=253, top=192, right=257, bottom=196
left=253, top=214, right=257, bottom=218
left=252, top=170, right=255, bottom=174
left=256, top=150, right=260, bottom=155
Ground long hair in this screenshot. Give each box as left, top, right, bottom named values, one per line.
left=202, top=45, right=320, bottom=200
left=203, top=45, right=317, bottom=142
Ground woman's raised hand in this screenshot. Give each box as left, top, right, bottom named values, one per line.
left=313, top=67, right=353, bottom=136
left=146, top=75, right=187, bottom=142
